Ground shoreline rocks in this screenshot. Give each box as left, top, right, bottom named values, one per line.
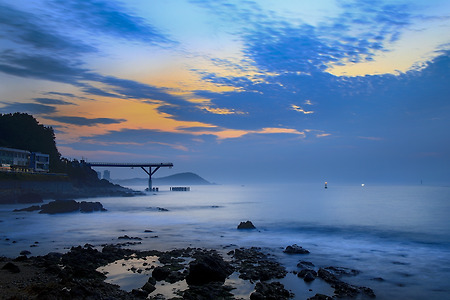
left=0, top=243, right=377, bottom=300
left=14, top=200, right=107, bottom=214
left=237, top=220, right=256, bottom=229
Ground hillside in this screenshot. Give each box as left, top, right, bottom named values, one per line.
left=113, top=172, right=212, bottom=186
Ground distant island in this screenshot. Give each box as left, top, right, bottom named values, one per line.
left=112, top=172, right=213, bottom=186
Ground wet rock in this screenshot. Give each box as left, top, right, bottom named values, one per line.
left=152, top=266, right=171, bottom=281
left=298, top=269, right=317, bottom=282
left=283, top=244, right=310, bottom=254
left=297, top=260, right=315, bottom=269
left=324, top=266, right=360, bottom=276
left=79, top=201, right=107, bottom=212
left=20, top=250, right=32, bottom=256
left=231, top=247, right=287, bottom=282
left=307, top=294, right=333, bottom=300
left=182, top=282, right=235, bottom=299
left=318, top=268, right=375, bottom=298
left=13, top=205, right=41, bottom=212
left=142, top=282, right=156, bottom=293
left=237, top=220, right=256, bottom=229
left=118, top=235, right=142, bottom=240
left=2, top=262, right=20, bottom=273
left=186, top=251, right=233, bottom=285
left=251, top=281, right=294, bottom=300
left=39, top=200, right=80, bottom=214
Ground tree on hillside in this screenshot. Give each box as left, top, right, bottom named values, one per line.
left=0, top=112, right=62, bottom=172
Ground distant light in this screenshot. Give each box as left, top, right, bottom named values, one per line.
left=361, top=184, right=365, bottom=187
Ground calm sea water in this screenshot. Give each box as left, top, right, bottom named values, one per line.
left=1, top=183, right=449, bottom=299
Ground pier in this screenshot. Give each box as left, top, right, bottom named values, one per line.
left=86, top=162, right=173, bottom=190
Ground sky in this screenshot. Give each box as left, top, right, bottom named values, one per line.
left=0, top=0, right=449, bottom=185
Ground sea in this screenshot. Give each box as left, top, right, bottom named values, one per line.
left=1, top=183, right=449, bottom=299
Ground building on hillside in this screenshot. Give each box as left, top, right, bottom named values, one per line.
left=0, top=147, right=30, bottom=171
left=29, top=152, right=50, bottom=172
left=0, top=147, right=49, bottom=172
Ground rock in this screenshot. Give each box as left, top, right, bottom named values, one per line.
left=237, top=220, right=256, bottom=229
left=39, top=200, right=80, bottom=214
left=297, top=260, right=315, bottom=268
left=79, top=201, right=106, bottom=212
left=304, top=271, right=316, bottom=282
left=20, top=250, right=32, bottom=256
left=152, top=266, right=171, bottom=281
left=186, top=252, right=234, bottom=285
left=118, top=235, right=142, bottom=240
left=17, top=192, right=43, bottom=204
left=318, top=268, right=375, bottom=298
left=307, top=294, right=333, bottom=300
left=2, top=262, right=20, bottom=273
left=284, top=244, right=310, bottom=254
left=231, top=247, right=287, bottom=281
left=13, top=205, right=41, bottom=212
left=142, top=282, right=156, bottom=293
left=298, top=269, right=317, bottom=282
left=251, top=281, right=293, bottom=300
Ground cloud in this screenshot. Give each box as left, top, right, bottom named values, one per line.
left=33, top=98, right=76, bottom=106
left=48, top=0, right=174, bottom=45
left=46, top=116, right=126, bottom=126
left=0, top=3, right=95, bottom=54
left=0, top=102, right=57, bottom=114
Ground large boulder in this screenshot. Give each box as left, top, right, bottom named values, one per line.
left=79, top=201, right=106, bottom=212
left=283, top=244, right=310, bottom=254
left=39, top=200, right=79, bottom=214
left=237, top=220, right=256, bottom=229
left=186, top=252, right=233, bottom=285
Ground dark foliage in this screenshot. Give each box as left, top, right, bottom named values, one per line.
left=0, top=113, right=100, bottom=183
left=0, top=112, right=62, bottom=171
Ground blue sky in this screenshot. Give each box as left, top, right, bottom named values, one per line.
left=0, top=0, right=449, bottom=184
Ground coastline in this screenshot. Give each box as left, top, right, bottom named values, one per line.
left=0, top=177, right=143, bottom=204
left=0, top=242, right=376, bottom=300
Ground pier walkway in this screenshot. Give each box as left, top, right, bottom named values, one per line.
left=86, top=162, right=173, bottom=190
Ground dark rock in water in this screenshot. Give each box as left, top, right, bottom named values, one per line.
left=118, top=235, right=142, bottom=240
left=186, top=251, right=234, bottom=285
left=307, top=294, right=333, bottom=300
left=284, top=244, right=310, bottom=254
left=182, top=282, right=235, bottom=299
left=142, top=282, right=156, bottom=293
left=2, top=262, right=20, bottom=273
left=251, top=281, right=293, bottom=300
left=79, top=201, right=107, bottom=212
left=13, top=205, right=41, bottom=212
left=324, top=266, right=360, bottom=276
left=152, top=266, right=171, bottom=281
left=17, top=192, right=43, bottom=204
left=237, top=220, right=256, bottom=229
left=231, top=247, right=287, bottom=281
left=318, top=268, right=375, bottom=298
left=39, top=200, right=79, bottom=214
left=297, top=260, right=315, bottom=269
left=20, top=250, right=32, bottom=256
left=298, top=269, right=317, bottom=282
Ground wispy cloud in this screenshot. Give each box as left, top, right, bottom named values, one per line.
left=47, top=116, right=126, bottom=126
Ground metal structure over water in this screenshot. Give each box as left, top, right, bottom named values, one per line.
left=86, top=162, right=173, bottom=190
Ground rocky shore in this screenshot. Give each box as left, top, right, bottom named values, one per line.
left=0, top=241, right=376, bottom=300
left=0, top=178, right=142, bottom=204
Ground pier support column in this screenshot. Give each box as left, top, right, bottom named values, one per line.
left=141, top=166, right=161, bottom=191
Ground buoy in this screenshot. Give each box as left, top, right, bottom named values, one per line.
left=324, top=181, right=327, bottom=189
